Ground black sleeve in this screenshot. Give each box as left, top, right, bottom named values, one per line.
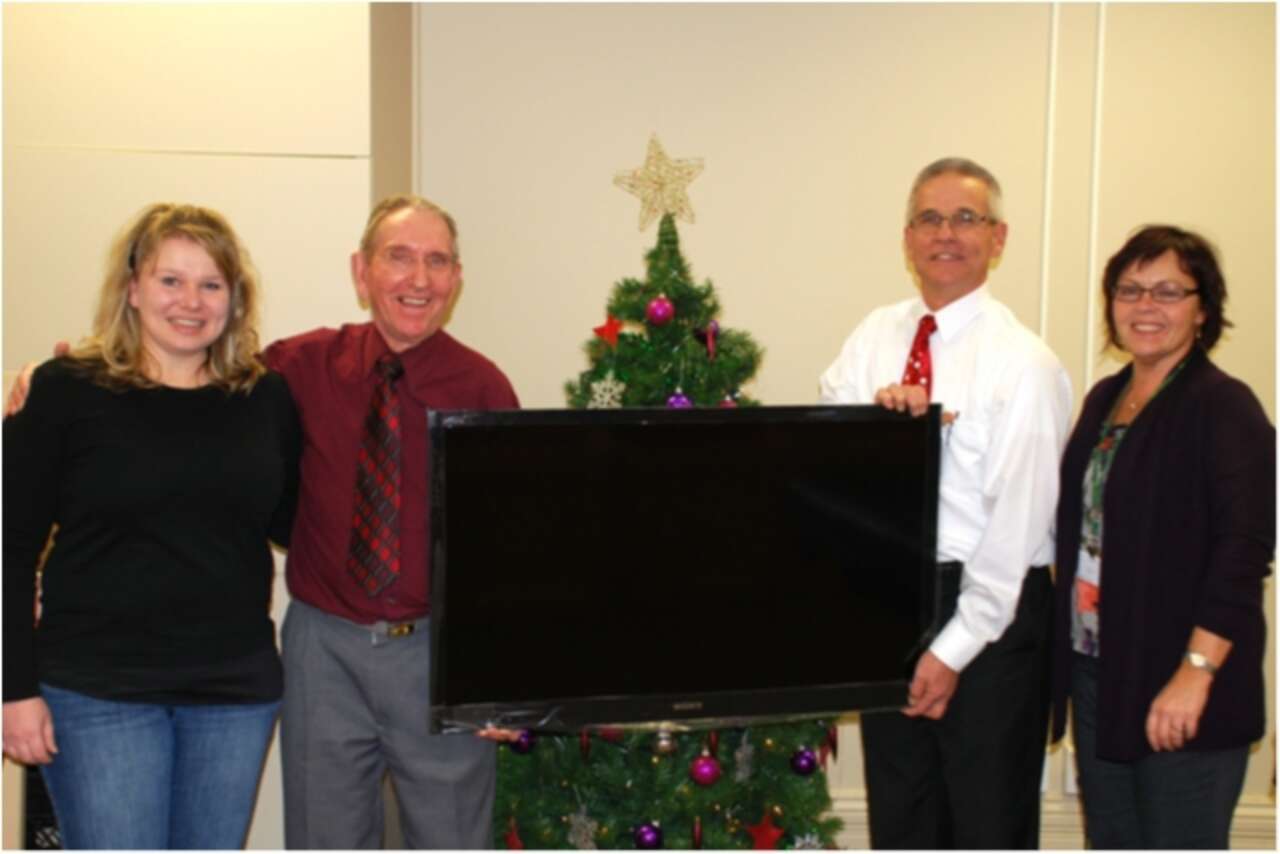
left=267, top=373, right=302, bottom=550
left=3, top=361, right=71, bottom=702
left=1194, top=377, right=1276, bottom=640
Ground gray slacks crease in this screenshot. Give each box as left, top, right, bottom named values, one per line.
left=280, top=599, right=495, bottom=849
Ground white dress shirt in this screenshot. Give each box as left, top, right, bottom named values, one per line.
left=819, top=285, right=1072, bottom=672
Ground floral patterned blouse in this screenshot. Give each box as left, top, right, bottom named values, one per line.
left=1071, top=359, right=1188, bottom=657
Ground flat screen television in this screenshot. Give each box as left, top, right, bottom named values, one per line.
left=428, top=405, right=941, bottom=733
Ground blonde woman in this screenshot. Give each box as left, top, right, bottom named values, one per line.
left=2, top=204, right=299, bottom=849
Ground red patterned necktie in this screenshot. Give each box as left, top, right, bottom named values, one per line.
left=347, top=354, right=404, bottom=596
left=901, top=314, right=938, bottom=399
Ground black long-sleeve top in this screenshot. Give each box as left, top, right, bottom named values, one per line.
left=3, top=358, right=300, bottom=704
left=1050, top=348, right=1274, bottom=760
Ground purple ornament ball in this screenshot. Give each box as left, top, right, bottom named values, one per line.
left=646, top=295, right=675, bottom=326
left=690, top=753, right=722, bottom=786
left=509, top=729, right=536, bottom=754
left=790, top=746, right=818, bottom=776
left=634, top=821, right=664, bottom=849
left=666, top=391, right=693, bottom=409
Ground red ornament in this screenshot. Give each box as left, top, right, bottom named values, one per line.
left=505, top=816, right=524, bottom=850
left=693, top=816, right=703, bottom=849
left=598, top=726, right=624, bottom=743
left=694, top=320, right=719, bottom=359
left=593, top=315, right=623, bottom=348
left=718, top=395, right=738, bottom=408
left=745, top=812, right=784, bottom=850
left=689, top=750, right=722, bottom=786
left=580, top=728, right=591, bottom=761
left=708, top=730, right=720, bottom=756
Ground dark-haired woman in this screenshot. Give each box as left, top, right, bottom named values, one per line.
left=1049, top=225, right=1273, bottom=848
left=2, top=204, right=299, bottom=848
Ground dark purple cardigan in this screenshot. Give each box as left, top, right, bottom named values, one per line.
left=1050, top=348, right=1274, bottom=761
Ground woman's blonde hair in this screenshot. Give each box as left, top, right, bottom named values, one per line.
left=68, top=203, right=265, bottom=392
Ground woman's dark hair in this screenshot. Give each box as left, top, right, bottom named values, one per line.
left=1102, top=224, right=1231, bottom=351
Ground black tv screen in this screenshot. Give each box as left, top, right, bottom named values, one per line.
left=428, top=405, right=941, bottom=733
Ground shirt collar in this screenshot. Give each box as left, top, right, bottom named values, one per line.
left=356, top=324, right=448, bottom=380
left=912, top=285, right=989, bottom=343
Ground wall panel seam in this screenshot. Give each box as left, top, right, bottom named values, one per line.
left=1084, top=2, right=1108, bottom=391
left=1038, top=2, right=1061, bottom=339
left=7, top=144, right=366, bottom=161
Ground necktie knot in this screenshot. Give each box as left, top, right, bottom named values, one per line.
left=918, top=314, right=937, bottom=337
left=377, top=354, right=404, bottom=383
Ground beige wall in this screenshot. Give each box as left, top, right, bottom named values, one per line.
left=415, top=3, right=1275, bottom=847
left=2, top=2, right=1274, bottom=849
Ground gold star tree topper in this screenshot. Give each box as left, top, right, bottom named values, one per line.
left=614, top=135, right=704, bottom=230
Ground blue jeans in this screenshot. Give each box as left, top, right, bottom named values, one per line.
left=39, top=683, right=280, bottom=849
left=1070, top=654, right=1248, bottom=848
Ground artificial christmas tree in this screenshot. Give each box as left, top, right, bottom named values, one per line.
left=496, top=137, right=843, bottom=849
left=566, top=136, right=762, bottom=411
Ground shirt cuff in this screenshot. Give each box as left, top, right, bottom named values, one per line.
left=929, top=617, right=986, bottom=673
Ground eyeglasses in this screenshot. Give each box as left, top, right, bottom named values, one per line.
left=381, top=248, right=456, bottom=274
left=909, top=209, right=997, bottom=234
left=1111, top=282, right=1200, bottom=304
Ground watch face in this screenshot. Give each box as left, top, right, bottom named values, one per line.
left=1186, top=652, right=1216, bottom=673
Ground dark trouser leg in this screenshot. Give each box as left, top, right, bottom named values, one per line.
left=1073, top=653, right=1249, bottom=849
left=1071, top=653, right=1143, bottom=848
left=862, top=566, right=1051, bottom=849
left=941, top=566, right=1051, bottom=849
left=861, top=711, right=950, bottom=849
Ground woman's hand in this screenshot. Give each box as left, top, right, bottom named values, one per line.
left=1145, top=628, right=1230, bottom=752
left=2, top=697, right=58, bottom=765
left=1145, top=665, right=1212, bottom=751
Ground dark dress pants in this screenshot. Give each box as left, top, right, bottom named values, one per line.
left=860, top=565, right=1052, bottom=849
left=1070, top=653, right=1248, bottom=849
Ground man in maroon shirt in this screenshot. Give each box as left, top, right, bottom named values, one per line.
left=264, top=196, right=519, bottom=848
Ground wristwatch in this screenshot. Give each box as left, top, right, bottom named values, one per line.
left=1184, top=651, right=1218, bottom=675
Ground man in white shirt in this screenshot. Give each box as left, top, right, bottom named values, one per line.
left=819, top=158, right=1071, bottom=848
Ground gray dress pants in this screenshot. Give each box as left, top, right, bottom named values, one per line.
left=280, top=599, right=495, bottom=849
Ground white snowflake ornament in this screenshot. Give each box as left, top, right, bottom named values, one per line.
left=587, top=370, right=626, bottom=409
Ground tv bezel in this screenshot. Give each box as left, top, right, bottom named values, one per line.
left=427, top=404, right=942, bottom=733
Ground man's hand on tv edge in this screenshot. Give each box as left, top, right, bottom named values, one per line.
left=902, top=651, right=958, bottom=720
left=476, top=726, right=523, bottom=742
left=872, top=383, right=956, bottom=424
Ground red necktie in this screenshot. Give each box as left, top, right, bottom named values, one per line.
left=347, top=354, right=404, bottom=596
left=901, top=314, right=938, bottom=399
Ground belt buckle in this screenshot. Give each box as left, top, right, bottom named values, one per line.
left=387, top=622, right=415, bottom=638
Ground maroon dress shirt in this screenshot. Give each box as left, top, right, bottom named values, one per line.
left=265, top=323, right=519, bottom=624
